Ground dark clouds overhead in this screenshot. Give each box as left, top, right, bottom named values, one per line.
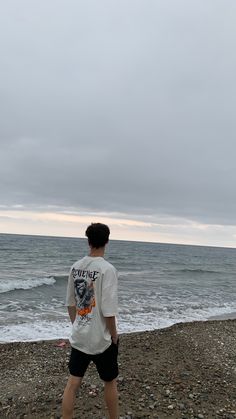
left=1, top=0, right=236, bottom=225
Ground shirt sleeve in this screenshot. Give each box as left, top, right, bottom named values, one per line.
left=65, top=268, right=76, bottom=306
left=101, top=266, right=118, bottom=317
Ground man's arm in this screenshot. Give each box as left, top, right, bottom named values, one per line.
left=66, top=267, right=76, bottom=323
left=105, top=316, right=118, bottom=344
left=68, top=306, right=76, bottom=324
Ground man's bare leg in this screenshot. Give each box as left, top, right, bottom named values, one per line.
left=104, top=379, right=119, bottom=419
left=62, top=375, right=82, bottom=419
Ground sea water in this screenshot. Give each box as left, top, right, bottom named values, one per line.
left=0, top=233, right=236, bottom=342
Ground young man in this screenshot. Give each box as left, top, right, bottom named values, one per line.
left=62, top=223, right=119, bottom=419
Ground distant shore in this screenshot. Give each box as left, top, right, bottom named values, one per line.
left=1, top=319, right=236, bottom=419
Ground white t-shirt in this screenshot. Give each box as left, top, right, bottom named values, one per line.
left=66, top=256, right=118, bottom=355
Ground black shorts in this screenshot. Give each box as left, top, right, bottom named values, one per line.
left=68, top=342, right=119, bottom=382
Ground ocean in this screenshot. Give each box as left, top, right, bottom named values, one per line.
left=0, top=233, right=236, bottom=343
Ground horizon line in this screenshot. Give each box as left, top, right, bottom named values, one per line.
left=1, top=231, right=235, bottom=251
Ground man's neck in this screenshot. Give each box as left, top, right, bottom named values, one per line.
left=89, top=247, right=105, bottom=257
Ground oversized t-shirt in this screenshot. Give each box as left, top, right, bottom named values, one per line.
left=66, top=256, right=118, bottom=355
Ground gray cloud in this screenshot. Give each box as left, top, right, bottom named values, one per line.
left=1, top=0, right=236, bottom=225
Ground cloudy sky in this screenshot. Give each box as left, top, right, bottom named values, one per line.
left=1, top=0, right=236, bottom=247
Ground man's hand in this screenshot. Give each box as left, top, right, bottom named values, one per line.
left=111, top=334, right=119, bottom=345
left=68, top=306, right=76, bottom=324
left=105, top=316, right=118, bottom=343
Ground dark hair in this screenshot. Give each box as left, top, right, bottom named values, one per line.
left=85, top=223, right=110, bottom=248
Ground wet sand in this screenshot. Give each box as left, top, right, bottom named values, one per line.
left=1, top=320, right=236, bottom=419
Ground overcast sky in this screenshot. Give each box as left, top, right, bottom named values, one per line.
left=1, top=0, right=236, bottom=246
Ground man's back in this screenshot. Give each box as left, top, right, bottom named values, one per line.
left=66, top=255, right=118, bottom=354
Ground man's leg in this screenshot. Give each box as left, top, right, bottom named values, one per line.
left=104, top=378, right=119, bottom=419
left=62, top=374, right=82, bottom=419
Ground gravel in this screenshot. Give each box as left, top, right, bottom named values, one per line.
left=0, top=319, right=236, bottom=418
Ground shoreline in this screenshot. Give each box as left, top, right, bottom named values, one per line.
left=208, top=311, right=236, bottom=321
left=1, top=319, right=236, bottom=418
left=1, top=313, right=236, bottom=345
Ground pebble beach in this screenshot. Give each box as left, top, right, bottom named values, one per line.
left=1, top=319, right=236, bottom=419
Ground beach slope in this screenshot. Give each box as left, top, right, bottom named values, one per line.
left=0, top=320, right=236, bottom=418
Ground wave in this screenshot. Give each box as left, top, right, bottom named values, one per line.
left=1, top=305, right=236, bottom=343
left=53, top=275, right=68, bottom=281
left=0, top=319, right=71, bottom=343
left=0, top=277, right=56, bottom=294
left=176, top=268, right=221, bottom=274
left=119, top=270, right=151, bottom=277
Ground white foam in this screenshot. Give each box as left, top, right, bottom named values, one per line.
left=1, top=305, right=236, bottom=343
left=0, top=277, right=56, bottom=293
left=119, top=270, right=151, bottom=277
left=116, top=301, right=236, bottom=335
left=0, top=320, right=71, bottom=343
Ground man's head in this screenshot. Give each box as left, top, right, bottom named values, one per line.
left=85, top=223, right=110, bottom=249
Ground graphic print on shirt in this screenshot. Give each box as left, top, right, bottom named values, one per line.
left=72, top=267, right=98, bottom=324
